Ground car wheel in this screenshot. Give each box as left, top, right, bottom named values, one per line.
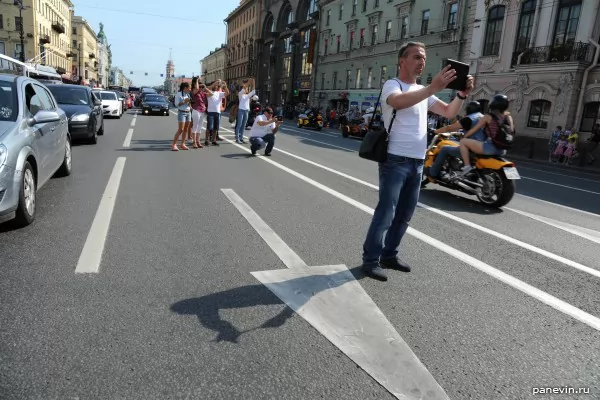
left=90, top=130, right=98, bottom=144
left=14, top=161, right=36, bottom=227
left=98, top=121, right=104, bottom=136
left=56, top=138, right=72, bottom=177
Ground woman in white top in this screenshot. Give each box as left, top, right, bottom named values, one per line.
left=171, top=82, right=192, bottom=151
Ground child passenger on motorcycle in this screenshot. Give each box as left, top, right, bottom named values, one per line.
left=458, top=94, right=512, bottom=175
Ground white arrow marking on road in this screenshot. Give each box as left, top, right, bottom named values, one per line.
left=221, top=188, right=450, bottom=400
left=505, top=207, right=600, bottom=244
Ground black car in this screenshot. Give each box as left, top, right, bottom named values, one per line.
left=141, top=94, right=170, bottom=116
left=47, top=84, right=104, bottom=144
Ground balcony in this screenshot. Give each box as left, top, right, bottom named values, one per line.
left=511, top=42, right=594, bottom=67
left=52, top=21, right=65, bottom=34
left=65, top=51, right=75, bottom=58
left=39, top=34, right=50, bottom=44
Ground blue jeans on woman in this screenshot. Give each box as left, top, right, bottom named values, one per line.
left=362, top=154, right=423, bottom=264
left=235, top=109, right=249, bottom=142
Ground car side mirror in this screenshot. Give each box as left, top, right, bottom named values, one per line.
left=28, top=110, right=60, bottom=127
left=94, top=99, right=102, bottom=106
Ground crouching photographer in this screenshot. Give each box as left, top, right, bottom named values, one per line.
left=248, top=107, right=283, bottom=156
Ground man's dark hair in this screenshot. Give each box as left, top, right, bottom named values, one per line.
left=263, top=107, right=274, bottom=114
left=398, top=41, right=426, bottom=59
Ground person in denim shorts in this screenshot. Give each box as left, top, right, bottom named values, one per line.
left=171, top=82, right=192, bottom=151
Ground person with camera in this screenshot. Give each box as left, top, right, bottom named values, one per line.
left=235, top=78, right=256, bottom=144
left=361, top=41, right=474, bottom=281
left=190, top=77, right=209, bottom=149
left=171, top=81, right=192, bottom=151
left=248, top=107, right=283, bottom=156
left=204, top=80, right=230, bottom=146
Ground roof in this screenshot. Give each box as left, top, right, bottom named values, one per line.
left=224, top=0, right=254, bottom=22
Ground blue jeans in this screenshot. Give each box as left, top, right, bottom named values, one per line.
left=235, top=109, right=249, bottom=141
left=250, top=134, right=275, bottom=154
left=430, top=146, right=460, bottom=177
left=362, top=154, right=424, bottom=264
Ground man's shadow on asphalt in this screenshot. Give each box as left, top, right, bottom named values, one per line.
left=170, top=266, right=367, bottom=344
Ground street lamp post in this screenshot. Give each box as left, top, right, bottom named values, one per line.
left=15, top=0, right=25, bottom=62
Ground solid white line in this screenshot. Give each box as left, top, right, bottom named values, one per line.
left=301, top=137, right=357, bottom=152
left=221, top=136, right=600, bottom=331
left=221, top=189, right=308, bottom=269
left=122, top=128, right=134, bottom=148
left=75, top=157, right=126, bottom=273
left=515, top=194, right=600, bottom=217
left=283, top=125, right=339, bottom=138
left=505, top=207, right=600, bottom=245
left=521, top=177, right=600, bottom=195
left=518, top=165, right=600, bottom=183
left=273, top=144, right=600, bottom=278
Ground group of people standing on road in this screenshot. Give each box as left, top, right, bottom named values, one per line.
left=171, top=78, right=230, bottom=151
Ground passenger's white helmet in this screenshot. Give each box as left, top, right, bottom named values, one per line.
left=366, top=107, right=375, bottom=114
left=252, top=95, right=259, bottom=101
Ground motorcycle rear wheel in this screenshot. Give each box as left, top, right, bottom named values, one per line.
left=476, top=169, right=515, bottom=208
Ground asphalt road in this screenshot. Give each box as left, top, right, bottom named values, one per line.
left=1, top=109, right=599, bottom=400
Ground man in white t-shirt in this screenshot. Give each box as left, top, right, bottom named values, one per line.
left=248, top=107, right=283, bottom=156
left=205, top=80, right=230, bottom=146
left=235, top=78, right=256, bottom=144
left=361, top=41, right=474, bottom=281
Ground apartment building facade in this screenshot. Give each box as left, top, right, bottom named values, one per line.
left=256, top=0, right=319, bottom=106
left=311, top=0, right=471, bottom=112
left=202, top=45, right=227, bottom=84
left=71, top=15, right=98, bottom=85
left=225, top=0, right=262, bottom=101
left=0, top=0, right=73, bottom=77
left=465, top=0, right=600, bottom=138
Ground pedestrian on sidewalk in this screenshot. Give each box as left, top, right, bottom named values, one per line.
left=361, top=41, right=473, bottom=281
left=235, top=78, right=256, bottom=144
left=248, top=107, right=282, bottom=156
left=171, top=82, right=192, bottom=151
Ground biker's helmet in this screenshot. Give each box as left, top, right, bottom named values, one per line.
left=252, top=95, right=259, bottom=101
left=465, top=101, right=481, bottom=115
left=489, top=94, right=509, bottom=112
left=365, top=107, right=375, bottom=114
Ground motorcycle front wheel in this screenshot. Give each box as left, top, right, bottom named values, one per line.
left=476, top=169, right=515, bottom=208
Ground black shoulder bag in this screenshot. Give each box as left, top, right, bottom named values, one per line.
left=358, top=79, right=401, bottom=163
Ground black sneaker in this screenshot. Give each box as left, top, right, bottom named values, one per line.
left=251, top=148, right=257, bottom=156
left=362, top=262, right=388, bottom=281
left=380, top=257, right=411, bottom=272
left=264, top=152, right=271, bottom=156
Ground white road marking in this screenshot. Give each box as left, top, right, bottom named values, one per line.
left=505, top=207, right=600, bottom=244
left=522, top=177, right=600, bottom=195
left=518, top=165, right=600, bottom=183
left=221, top=189, right=307, bottom=269
left=221, top=136, right=600, bottom=332
left=122, top=128, right=134, bottom=148
left=130, top=118, right=136, bottom=127
left=75, top=157, right=126, bottom=274
left=222, top=188, right=449, bottom=399
left=515, top=194, right=600, bottom=218
left=283, top=125, right=339, bottom=138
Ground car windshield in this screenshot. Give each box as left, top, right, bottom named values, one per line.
left=99, top=92, right=117, bottom=100
left=48, top=86, right=90, bottom=106
left=0, top=80, right=18, bottom=122
left=145, top=95, right=165, bottom=102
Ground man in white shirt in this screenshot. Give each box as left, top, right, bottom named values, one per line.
left=248, top=107, right=283, bottom=156
left=205, top=80, right=230, bottom=146
left=235, top=78, right=256, bottom=144
left=361, top=41, right=474, bottom=281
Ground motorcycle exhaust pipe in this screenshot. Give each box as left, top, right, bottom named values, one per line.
left=455, top=181, right=478, bottom=194
left=456, top=178, right=483, bottom=188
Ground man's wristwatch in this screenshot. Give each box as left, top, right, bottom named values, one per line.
left=456, top=93, right=467, bottom=100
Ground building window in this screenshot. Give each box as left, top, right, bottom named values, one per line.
left=15, top=16, right=22, bottom=31
left=0, top=15, right=3, bottom=30
left=375, top=0, right=379, bottom=7
left=385, top=21, right=392, bottom=42
left=355, top=68, right=361, bottom=89
left=447, top=3, right=458, bottom=29
left=400, top=16, right=409, bottom=39
left=420, top=10, right=429, bottom=36
left=336, top=35, right=341, bottom=52
left=367, top=68, right=372, bottom=88
left=349, top=31, right=354, bottom=50
left=321, top=72, right=325, bottom=89
left=554, top=0, right=581, bottom=47
left=284, top=37, right=292, bottom=53
left=370, top=24, right=378, bottom=45
left=306, top=0, right=317, bottom=18
left=527, top=100, right=551, bottom=129
left=380, top=66, right=387, bottom=87
left=333, top=71, right=337, bottom=89
left=352, top=0, right=357, bottom=16
left=483, top=6, right=505, bottom=56
left=345, top=70, right=351, bottom=89
left=360, top=28, right=365, bottom=47
left=362, top=0, right=368, bottom=12
left=301, top=52, right=312, bottom=75
left=515, top=0, right=536, bottom=53
left=581, top=102, right=600, bottom=132
left=324, top=38, right=328, bottom=55
left=326, top=10, right=331, bottom=25
left=339, top=4, right=344, bottom=20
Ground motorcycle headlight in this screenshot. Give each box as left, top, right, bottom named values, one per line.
left=71, top=113, right=89, bottom=122
left=0, top=144, right=7, bottom=167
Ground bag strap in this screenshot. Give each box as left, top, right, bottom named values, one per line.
left=368, top=79, right=402, bottom=138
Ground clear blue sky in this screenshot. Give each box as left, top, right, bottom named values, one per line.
left=73, top=0, right=237, bottom=87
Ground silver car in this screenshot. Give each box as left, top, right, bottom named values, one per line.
left=0, top=74, right=72, bottom=227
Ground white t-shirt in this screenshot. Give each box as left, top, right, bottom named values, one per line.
left=381, top=79, right=439, bottom=159
left=249, top=114, right=276, bottom=138
left=238, top=89, right=256, bottom=111
left=207, top=91, right=226, bottom=113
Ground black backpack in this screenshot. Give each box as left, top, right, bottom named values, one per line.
left=485, top=113, right=515, bottom=150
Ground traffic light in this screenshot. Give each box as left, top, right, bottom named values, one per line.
left=293, top=89, right=299, bottom=96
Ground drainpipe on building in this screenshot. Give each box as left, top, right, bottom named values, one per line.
left=574, top=38, right=600, bottom=130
